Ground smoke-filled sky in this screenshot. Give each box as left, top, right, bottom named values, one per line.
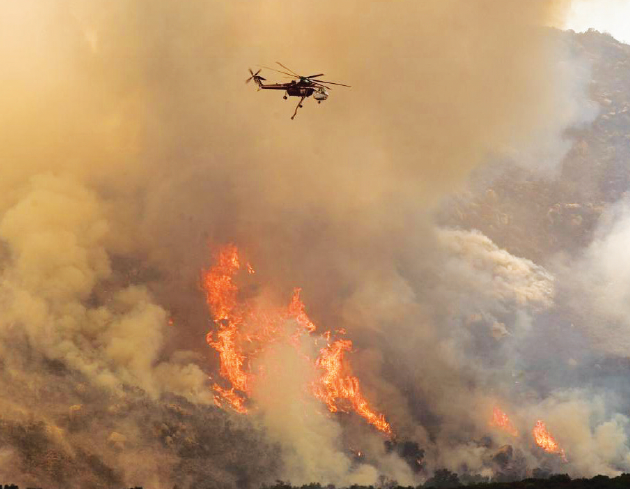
left=1, top=1, right=629, bottom=488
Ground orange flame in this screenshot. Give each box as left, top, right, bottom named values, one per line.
left=288, top=288, right=316, bottom=334
left=313, top=338, right=392, bottom=435
left=202, top=244, right=392, bottom=435
left=203, top=245, right=251, bottom=411
left=533, top=420, right=566, bottom=460
left=212, top=384, right=248, bottom=414
left=490, top=407, right=519, bottom=437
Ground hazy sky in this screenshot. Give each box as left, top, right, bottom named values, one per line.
left=567, top=0, right=630, bottom=43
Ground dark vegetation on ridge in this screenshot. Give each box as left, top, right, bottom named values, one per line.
left=2, top=472, right=630, bottom=489
left=263, top=472, right=630, bottom=489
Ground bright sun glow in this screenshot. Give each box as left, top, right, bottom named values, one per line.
left=566, top=0, right=630, bottom=44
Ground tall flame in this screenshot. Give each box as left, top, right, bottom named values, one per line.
left=313, top=338, right=392, bottom=435
left=490, top=407, right=519, bottom=437
left=202, top=244, right=392, bottom=435
left=533, top=420, right=567, bottom=461
left=203, top=244, right=250, bottom=411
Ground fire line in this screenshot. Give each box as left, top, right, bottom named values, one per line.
left=202, top=244, right=392, bottom=435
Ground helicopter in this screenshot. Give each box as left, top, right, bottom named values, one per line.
left=246, top=62, right=350, bottom=120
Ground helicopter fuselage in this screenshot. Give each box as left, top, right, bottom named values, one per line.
left=259, top=80, right=326, bottom=100
left=247, top=64, right=345, bottom=119
left=287, top=85, right=315, bottom=97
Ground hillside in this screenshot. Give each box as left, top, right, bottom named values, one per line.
left=443, top=29, right=630, bottom=263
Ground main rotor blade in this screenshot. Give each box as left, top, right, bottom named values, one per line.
left=249, top=68, right=254, bottom=76
left=315, top=80, right=351, bottom=87
left=305, top=73, right=325, bottom=79
left=308, top=81, right=333, bottom=90
left=276, top=61, right=301, bottom=77
left=259, top=65, right=297, bottom=78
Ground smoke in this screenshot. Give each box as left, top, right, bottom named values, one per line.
left=0, top=0, right=611, bottom=487
left=436, top=229, right=555, bottom=310
left=558, top=199, right=630, bottom=355
left=0, top=173, right=209, bottom=401
left=251, top=337, right=383, bottom=486
left=536, top=392, right=630, bottom=476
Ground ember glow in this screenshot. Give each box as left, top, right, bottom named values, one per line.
left=202, top=245, right=392, bottom=435
left=490, top=407, right=519, bottom=437
left=533, top=420, right=567, bottom=461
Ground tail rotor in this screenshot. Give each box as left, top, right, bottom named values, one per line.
left=246, top=68, right=266, bottom=87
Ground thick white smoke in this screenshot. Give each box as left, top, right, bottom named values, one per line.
left=561, top=199, right=630, bottom=355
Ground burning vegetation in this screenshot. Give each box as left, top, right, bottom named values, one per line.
left=202, top=245, right=392, bottom=435
left=533, top=420, right=567, bottom=462
left=490, top=407, right=519, bottom=438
